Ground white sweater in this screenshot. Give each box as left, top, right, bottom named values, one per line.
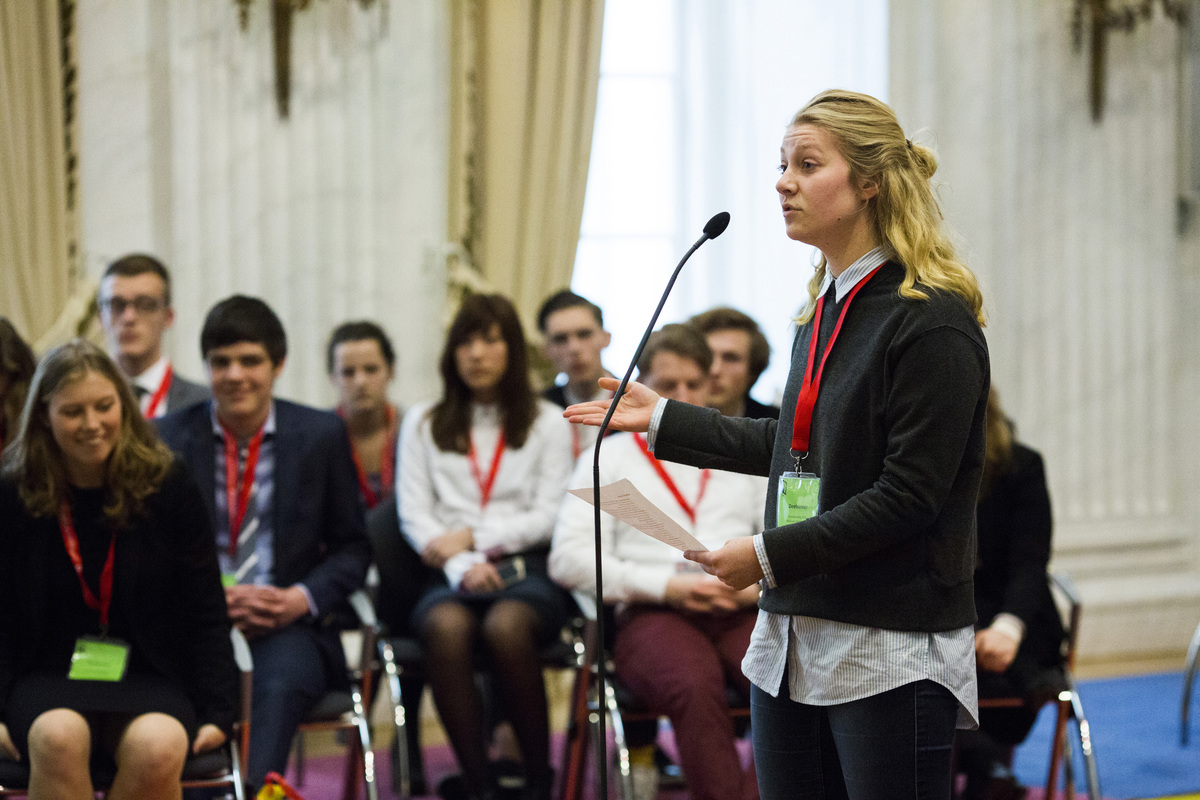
left=549, top=431, right=767, bottom=605
left=397, top=399, right=573, bottom=588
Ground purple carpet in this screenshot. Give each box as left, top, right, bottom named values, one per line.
left=285, top=732, right=1105, bottom=799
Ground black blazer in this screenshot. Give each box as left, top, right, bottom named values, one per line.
left=156, top=398, right=371, bottom=617
left=0, top=462, right=239, bottom=733
left=975, top=443, right=1065, bottom=687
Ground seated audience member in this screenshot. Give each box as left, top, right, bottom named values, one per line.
left=686, top=306, right=779, bottom=420
left=0, top=340, right=237, bottom=800
left=397, top=293, right=573, bottom=800
left=536, top=290, right=613, bottom=458
left=0, top=317, right=36, bottom=449
left=327, top=320, right=401, bottom=510
left=98, top=254, right=210, bottom=418
left=157, top=296, right=371, bottom=789
left=954, top=387, right=1066, bottom=800
left=550, top=324, right=765, bottom=800
left=327, top=320, right=431, bottom=792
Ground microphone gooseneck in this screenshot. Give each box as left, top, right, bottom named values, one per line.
left=588, top=212, right=731, bottom=799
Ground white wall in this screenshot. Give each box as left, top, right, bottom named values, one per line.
left=76, top=0, right=450, bottom=408
left=891, top=0, right=1200, bottom=659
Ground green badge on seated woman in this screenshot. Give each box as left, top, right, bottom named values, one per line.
left=777, top=471, right=819, bottom=525
left=69, top=636, right=129, bottom=682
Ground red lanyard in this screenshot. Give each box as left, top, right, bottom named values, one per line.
left=223, top=426, right=265, bottom=557
left=467, top=429, right=507, bottom=508
left=791, top=264, right=884, bottom=455
left=142, top=364, right=174, bottom=419
left=58, top=500, right=116, bottom=631
left=633, top=433, right=710, bottom=525
left=338, top=405, right=397, bottom=509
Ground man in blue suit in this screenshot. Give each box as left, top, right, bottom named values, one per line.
left=158, top=295, right=370, bottom=789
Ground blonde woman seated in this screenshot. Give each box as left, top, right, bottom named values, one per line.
left=0, top=341, right=237, bottom=800
left=551, top=324, right=765, bottom=800
left=396, top=294, right=573, bottom=800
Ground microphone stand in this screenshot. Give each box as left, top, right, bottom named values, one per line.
left=589, top=212, right=729, bottom=798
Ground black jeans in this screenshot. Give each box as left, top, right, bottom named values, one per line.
left=751, top=678, right=960, bottom=799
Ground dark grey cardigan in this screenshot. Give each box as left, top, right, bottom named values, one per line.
left=655, top=263, right=989, bottom=632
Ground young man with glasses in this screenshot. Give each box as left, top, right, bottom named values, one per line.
left=98, top=254, right=209, bottom=418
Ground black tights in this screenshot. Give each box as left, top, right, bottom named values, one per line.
left=422, top=599, right=551, bottom=799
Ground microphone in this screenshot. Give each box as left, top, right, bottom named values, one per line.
left=588, top=212, right=731, bottom=798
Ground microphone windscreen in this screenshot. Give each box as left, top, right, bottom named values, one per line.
left=703, top=211, right=731, bottom=239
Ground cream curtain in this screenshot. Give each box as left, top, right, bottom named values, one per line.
left=448, top=0, right=605, bottom=329
left=0, top=1, right=74, bottom=345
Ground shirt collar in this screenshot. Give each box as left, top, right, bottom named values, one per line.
left=817, top=246, right=890, bottom=303
left=210, top=401, right=277, bottom=439
left=130, top=356, right=170, bottom=394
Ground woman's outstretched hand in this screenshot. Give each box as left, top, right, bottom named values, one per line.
left=563, top=377, right=661, bottom=433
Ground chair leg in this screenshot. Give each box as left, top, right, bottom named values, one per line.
left=603, top=682, right=634, bottom=800
left=559, top=665, right=593, bottom=800
left=356, top=700, right=379, bottom=800
left=294, top=732, right=307, bottom=786
left=1183, top=620, right=1200, bottom=745
left=1067, top=683, right=1102, bottom=800
left=1044, top=698, right=1070, bottom=797
left=338, top=686, right=378, bottom=800
left=379, top=641, right=413, bottom=798
left=231, top=738, right=247, bottom=800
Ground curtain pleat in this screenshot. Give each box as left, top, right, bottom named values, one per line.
left=0, top=2, right=73, bottom=344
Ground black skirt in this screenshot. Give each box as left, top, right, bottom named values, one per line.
left=6, top=671, right=197, bottom=762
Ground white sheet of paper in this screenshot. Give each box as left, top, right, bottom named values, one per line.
left=567, top=479, right=709, bottom=552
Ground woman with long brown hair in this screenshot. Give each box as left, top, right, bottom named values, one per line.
left=396, top=294, right=573, bottom=800
left=0, top=340, right=236, bottom=800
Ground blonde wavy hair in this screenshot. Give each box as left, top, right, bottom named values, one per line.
left=790, top=90, right=985, bottom=326
left=0, top=339, right=173, bottom=525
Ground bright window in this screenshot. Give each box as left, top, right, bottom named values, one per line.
left=574, top=0, right=888, bottom=403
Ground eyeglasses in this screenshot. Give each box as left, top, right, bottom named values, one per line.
left=99, top=296, right=166, bottom=316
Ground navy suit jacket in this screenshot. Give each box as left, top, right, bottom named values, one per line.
left=157, top=398, right=370, bottom=617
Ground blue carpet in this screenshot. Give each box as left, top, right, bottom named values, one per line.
left=1013, top=671, right=1200, bottom=799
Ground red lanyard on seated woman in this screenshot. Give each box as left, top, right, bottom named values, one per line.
left=338, top=405, right=397, bottom=509
left=58, top=500, right=116, bottom=634
left=633, top=432, right=710, bottom=525
left=468, top=430, right=506, bottom=508
left=791, top=264, right=884, bottom=461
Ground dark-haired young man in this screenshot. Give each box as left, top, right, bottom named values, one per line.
left=99, top=253, right=209, bottom=417
left=157, top=295, right=371, bottom=789
left=687, top=307, right=779, bottom=421
left=537, top=289, right=613, bottom=458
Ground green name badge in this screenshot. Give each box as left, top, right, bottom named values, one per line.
left=777, top=471, right=819, bottom=526
left=69, top=637, right=129, bottom=682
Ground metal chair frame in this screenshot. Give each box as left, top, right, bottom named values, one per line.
left=289, top=589, right=380, bottom=800
left=557, top=618, right=751, bottom=800
left=377, top=617, right=588, bottom=800
left=977, top=571, right=1101, bottom=800
left=1179, top=615, right=1200, bottom=746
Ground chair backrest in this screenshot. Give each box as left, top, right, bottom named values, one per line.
left=1049, top=572, right=1083, bottom=673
